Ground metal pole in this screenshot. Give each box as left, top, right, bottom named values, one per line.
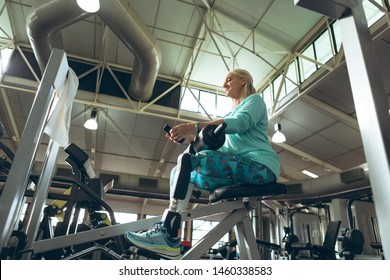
left=294, top=0, right=390, bottom=259
left=22, top=140, right=61, bottom=259
left=0, top=49, right=68, bottom=250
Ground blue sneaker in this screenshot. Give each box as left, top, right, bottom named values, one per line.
left=124, top=222, right=181, bottom=257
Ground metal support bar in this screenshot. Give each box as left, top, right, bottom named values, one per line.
left=32, top=199, right=247, bottom=254
left=33, top=216, right=161, bottom=254
left=295, top=0, right=390, bottom=259
left=235, top=215, right=261, bottom=260
left=0, top=48, right=68, bottom=250
left=0, top=88, right=21, bottom=142
left=182, top=208, right=249, bottom=260
left=22, top=140, right=61, bottom=259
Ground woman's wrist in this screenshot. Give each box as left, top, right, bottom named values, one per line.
left=194, top=122, right=199, bottom=136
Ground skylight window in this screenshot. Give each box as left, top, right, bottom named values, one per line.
left=180, top=87, right=232, bottom=117
left=180, top=87, right=199, bottom=112
left=179, top=2, right=385, bottom=120
left=314, top=30, right=335, bottom=64
left=363, top=0, right=385, bottom=26
left=300, top=45, right=317, bottom=80
left=216, top=94, right=231, bottom=117
left=0, top=48, right=13, bottom=76
left=199, top=91, right=216, bottom=116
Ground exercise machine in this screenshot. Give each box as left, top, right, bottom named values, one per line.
left=337, top=196, right=383, bottom=260
left=24, top=123, right=290, bottom=260
left=33, top=143, right=123, bottom=260
left=0, top=49, right=124, bottom=260
left=1, top=131, right=123, bottom=259
left=289, top=220, right=341, bottom=260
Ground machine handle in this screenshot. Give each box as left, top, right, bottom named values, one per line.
left=213, top=122, right=227, bottom=136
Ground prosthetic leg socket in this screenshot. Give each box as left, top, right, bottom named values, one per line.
left=162, top=209, right=182, bottom=238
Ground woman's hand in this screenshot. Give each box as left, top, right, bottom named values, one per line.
left=166, top=123, right=196, bottom=144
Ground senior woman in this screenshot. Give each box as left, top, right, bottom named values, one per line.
left=124, top=69, right=280, bottom=258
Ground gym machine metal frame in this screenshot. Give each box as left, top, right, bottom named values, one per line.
left=295, top=0, right=390, bottom=260
left=31, top=182, right=288, bottom=260
left=0, top=48, right=73, bottom=250
left=28, top=163, right=373, bottom=260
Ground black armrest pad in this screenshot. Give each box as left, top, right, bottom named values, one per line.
left=64, top=143, right=95, bottom=178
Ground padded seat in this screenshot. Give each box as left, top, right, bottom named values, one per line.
left=209, top=182, right=287, bottom=203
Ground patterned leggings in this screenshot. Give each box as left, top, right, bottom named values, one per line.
left=170, top=150, right=276, bottom=192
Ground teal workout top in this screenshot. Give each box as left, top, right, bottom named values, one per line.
left=219, top=93, right=281, bottom=179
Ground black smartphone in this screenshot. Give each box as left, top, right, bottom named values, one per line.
left=163, top=124, right=184, bottom=143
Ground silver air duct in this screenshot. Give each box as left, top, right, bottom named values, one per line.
left=27, top=0, right=161, bottom=101
left=26, top=1, right=90, bottom=72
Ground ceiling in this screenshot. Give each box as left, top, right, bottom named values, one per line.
left=0, top=0, right=389, bottom=202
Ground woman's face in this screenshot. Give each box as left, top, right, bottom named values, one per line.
left=223, top=72, right=245, bottom=100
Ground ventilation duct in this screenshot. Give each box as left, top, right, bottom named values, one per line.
left=27, top=0, right=161, bottom=101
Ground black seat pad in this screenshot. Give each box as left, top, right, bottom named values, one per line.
left=209, top=182, right=287, bottom=203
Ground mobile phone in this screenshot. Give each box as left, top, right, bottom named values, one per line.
left=163, top=124, right=184, bottom=143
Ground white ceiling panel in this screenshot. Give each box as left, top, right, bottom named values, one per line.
left=319, top=122, right=363, bottom=149
left=100, top=30, right=121, bottom=63
left=214, top=0, right=274, bottom=28
left=62, top=18, right=99, bottom=59
left=284, top=100, right=337, bottom=132
left=103, top=110, right=137, bottom=135
left=311, top=75, right=357, bottom=114
left=129, top=136, right=159, bottom=159
left=155, top=0, right=199, bottom=34
left=6, top=3, right=29, bottom=42
left=167, top=144, right=187, bottom=163
left=277, top=117, right=313, bottom=145
left=188, top=51, right=231, bottom=85
left=100, top=153, right=152, bottom=175
left=100, top=131, right=131, bottom=157
left=328, top=150, right=366, bottom=170
left=160, top=162, right=176, bottom=179
left=115, top=40, right=136, bottom=67
left=296, top=134, right=349, bottom=160
left=157, top=42, right=188, bottom=76
left=278, top=150, right=314, bottom=171
left=129, top=0, right=160, bottom=27
left=262, top=0, right=322, bottom=46
left=0, top=3, right=12, bottom=39
left=132, top=115, right=166, bottom=139
left=68, top=126, right=88, bottom=149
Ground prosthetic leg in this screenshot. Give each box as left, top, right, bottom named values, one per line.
left=161, top=152, right=193, bottom=238
left=161, top=122, right=228, bottom=238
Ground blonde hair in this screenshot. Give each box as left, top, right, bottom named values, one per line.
left=231, top=69, right=257, bottom=101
